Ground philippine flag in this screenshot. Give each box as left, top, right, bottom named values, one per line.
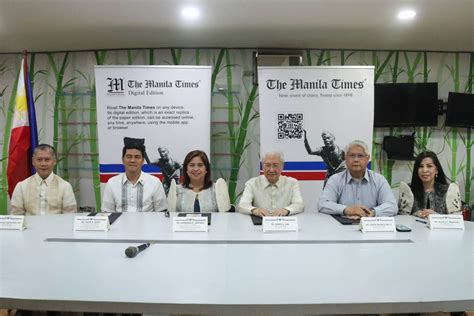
left=7, top=55, right=38, bottom=197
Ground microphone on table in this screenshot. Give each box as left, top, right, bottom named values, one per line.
left=125, top=243, right=151, bottom=258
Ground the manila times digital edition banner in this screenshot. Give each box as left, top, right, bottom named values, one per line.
left=94, top=65, right=212, bottom=193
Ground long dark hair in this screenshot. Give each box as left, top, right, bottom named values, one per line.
left=410, top=151, right=448, bottom=202
left=182, top=150, right=212, bottom=190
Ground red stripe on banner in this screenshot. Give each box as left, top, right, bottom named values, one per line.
left=100, top=174, right=116, bottom=183
left=259, top=171, right=326, bottom=181
left=101, top=172, right=323, bottom=183
left=7, top=126, right=31, bottom=196
left=282, top=171, right=326, bottom=180
left=100, top=173, right=165, bottom=183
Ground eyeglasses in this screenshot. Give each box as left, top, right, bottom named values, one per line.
left=347, top=153, right=367, bottom=159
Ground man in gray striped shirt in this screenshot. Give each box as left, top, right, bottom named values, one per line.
left=101, top=145, right=167, bottom=212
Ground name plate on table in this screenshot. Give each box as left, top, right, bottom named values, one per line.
left=73, top=215, right=110, bottom=232
left=0, top=215, right=26, bottom=230
left=173, top=217, right=208, bottom=232
left=359, top=217, right=396, bottom=233
left=428, top=214, right=464, bottom=230
left=262, top=217, right=298, bottom=233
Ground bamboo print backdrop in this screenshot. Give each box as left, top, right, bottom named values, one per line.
left=0, top=49, right=472, bottom=213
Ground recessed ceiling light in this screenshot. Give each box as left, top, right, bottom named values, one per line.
left=182, top=6, right=200, bottom=19
left=397, top=9, right=416, bottom=20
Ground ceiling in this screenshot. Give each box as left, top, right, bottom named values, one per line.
left=0, top=0, right=473, bottom=53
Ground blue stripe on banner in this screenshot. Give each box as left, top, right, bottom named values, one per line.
left=283, top=161, right=327, bottom=170
left=259, top=161, right=372, bottom=171
left=100, top=165, right=124, bottom=173
left=142, top=165, right=161, bottom=172
left=100, top=164, right=162, bottom=173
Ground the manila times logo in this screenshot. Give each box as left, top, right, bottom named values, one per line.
left=106, top=77, right=124, bottom=95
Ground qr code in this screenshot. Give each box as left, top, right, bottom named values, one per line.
left=277, top=113, right=304, bottom=139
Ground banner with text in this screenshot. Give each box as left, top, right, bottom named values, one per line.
left=258, top=66, right=374, bottom=208
left=95, top=66, right=211, bottom=192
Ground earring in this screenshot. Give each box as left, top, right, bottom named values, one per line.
left=435, top=173, right=438, bottom=178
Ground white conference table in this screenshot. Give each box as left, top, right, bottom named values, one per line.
left=0, top=212, right=473, bottom=315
